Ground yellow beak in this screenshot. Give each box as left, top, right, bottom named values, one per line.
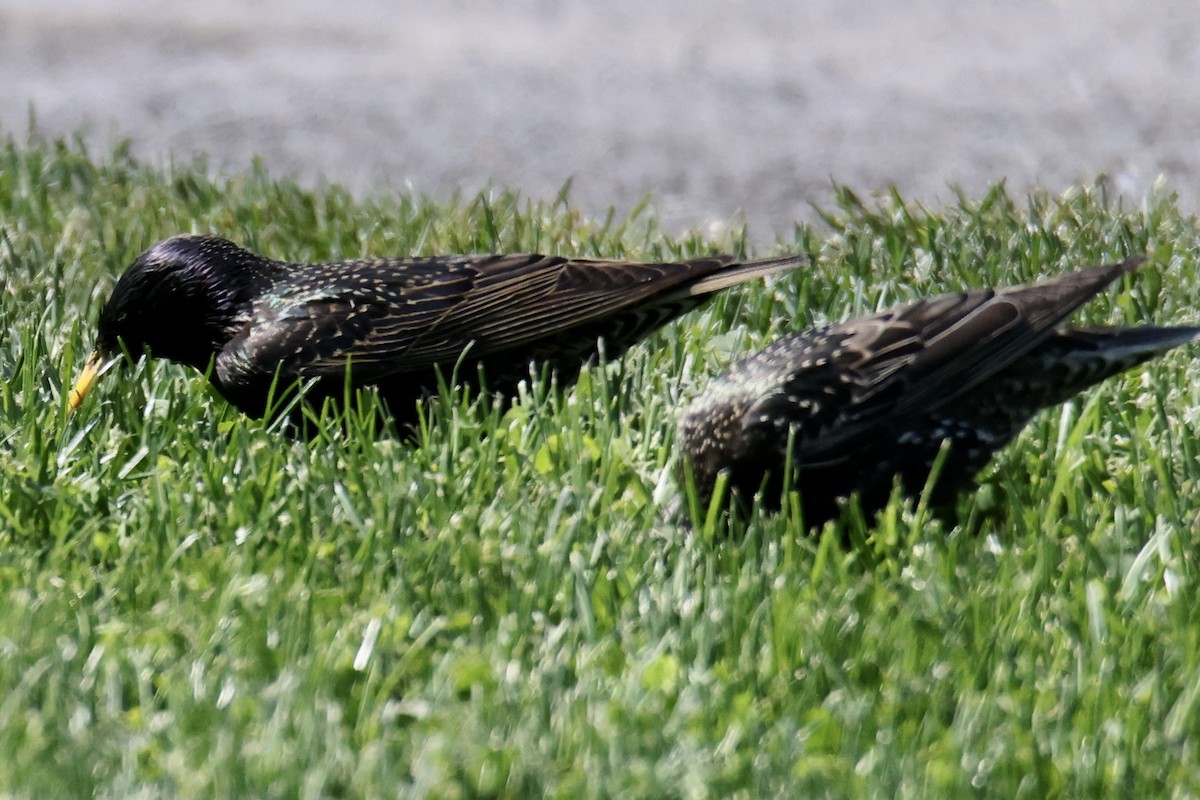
left=68, top=351, right=107, bottom=412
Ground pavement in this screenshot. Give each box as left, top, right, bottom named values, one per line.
left=3, top=0, right=1198, bottom=242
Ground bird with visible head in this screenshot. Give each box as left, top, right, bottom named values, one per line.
left=677, top=256, right=1200, bottom=529
left=69, top=235, right=805, bottom=428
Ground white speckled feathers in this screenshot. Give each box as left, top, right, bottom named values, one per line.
left=730, top=257, right=1147, bottom=462
left=676, top=256, right=1200, bottom=519
left=211, top=250, right=804, bottom=388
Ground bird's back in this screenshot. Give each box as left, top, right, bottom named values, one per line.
left=678, top=257, right=1198, bottom=525
left=214, top=250, right=805, bottom=422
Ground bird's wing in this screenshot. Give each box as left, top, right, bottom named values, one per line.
left=750, top=258, right=1143, bottom=463
left=216, top=252, right=745, bottom=385
left=393, top=254, right=744, bottom=362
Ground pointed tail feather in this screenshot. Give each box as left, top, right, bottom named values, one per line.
left=995, top=256, right=1145, bottom=332
left=681, top=254, right=807, bottom=297
left=1013, top=324, right=1200, bottom=408
left=1051, top=324, right=1200, bottom=370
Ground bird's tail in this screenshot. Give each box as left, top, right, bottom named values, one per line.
left=1011, top=324, right=1200, bottom=408
left=994, top=256, right=1146, bottom=332
left=682, top=254, right=807, bottom=297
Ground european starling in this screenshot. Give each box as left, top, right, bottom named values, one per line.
left=677, top=257, right=1200, bottom=527
left=69, top=235, right=804, bottom=427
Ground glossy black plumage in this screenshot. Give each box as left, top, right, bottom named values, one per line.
left=73, top=235, right=804, bottom=425
left=678, top=257, right=1200, bottom=528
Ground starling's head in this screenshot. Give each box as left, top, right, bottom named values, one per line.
left=70, top=235, right=271, bottom=411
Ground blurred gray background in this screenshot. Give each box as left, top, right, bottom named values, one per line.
left=2, top=0, right=1198, bottom=241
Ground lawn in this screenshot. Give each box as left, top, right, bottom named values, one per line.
left=2, top=133, right=1200, bottom=798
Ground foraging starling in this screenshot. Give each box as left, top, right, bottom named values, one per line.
left=678, top=257, right=1200, bottom=527
left=69, top=235, right=804, bottom=427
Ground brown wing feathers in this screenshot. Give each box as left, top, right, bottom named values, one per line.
left=395, top=253, right=798, bottom=363
left=856, top=258, right=1143, bottom=402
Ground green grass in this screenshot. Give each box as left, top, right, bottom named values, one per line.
left=2, top=131, right=1200, bottom=798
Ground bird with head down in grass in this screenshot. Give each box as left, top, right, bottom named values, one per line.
left=69, top=234, right=805, bottom=430
left=677, top=256, right=1200, bottom=529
